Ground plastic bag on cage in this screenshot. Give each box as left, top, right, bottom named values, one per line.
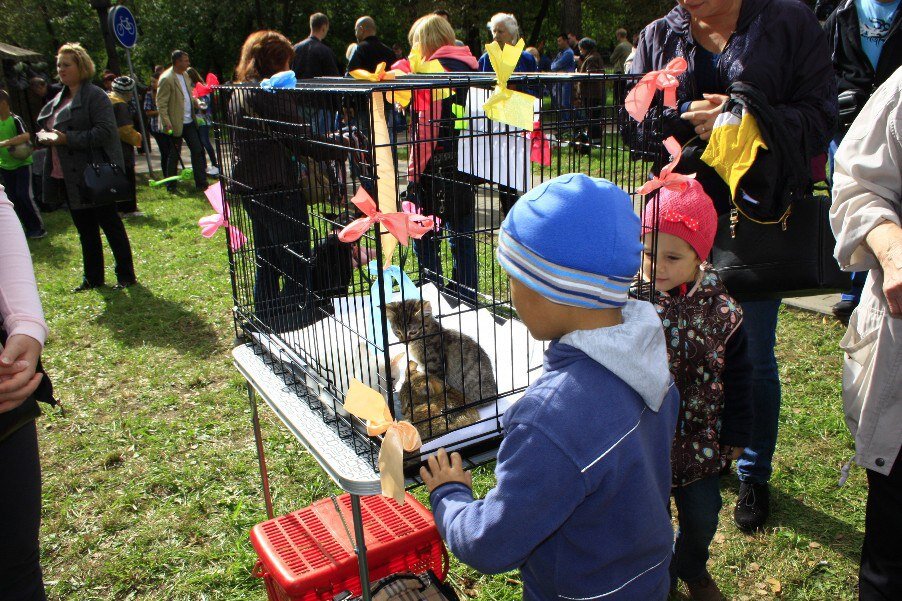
left=366, top=261, right=419, bottom=352
left=457, top=87, right=540, bottom=193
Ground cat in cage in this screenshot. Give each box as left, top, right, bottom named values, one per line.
left=385, top=299, right=497, bottom=405
left=398, top=361, right=480, bottom=438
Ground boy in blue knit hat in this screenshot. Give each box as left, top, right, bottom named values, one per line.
left=421, top=174, right=680, bottom=600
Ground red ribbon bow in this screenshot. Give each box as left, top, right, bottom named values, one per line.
left=625, top=58, right=688, bottom=123
left=338, top=188, right=435, bottom=246
left=530, top=121, right=551, bottom=166
left=660, top=209, right=700, bottom=232
left=192, top=73, right=220, bottom=99
left=637, top=136, right=696, bottom=195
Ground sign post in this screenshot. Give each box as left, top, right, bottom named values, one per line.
left=108, top=5, right=153, bottom=175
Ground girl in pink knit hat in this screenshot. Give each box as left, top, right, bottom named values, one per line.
left=639, top=177, right=754, bottom=601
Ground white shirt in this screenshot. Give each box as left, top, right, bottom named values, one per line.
left=176, top=73, right=193, bottom=124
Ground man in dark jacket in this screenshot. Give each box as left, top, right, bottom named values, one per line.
left=824, top=0, right=901, bottom=322
left=346, top=16, right=396, bottom=74
left=291, top=13, right=340, bottom=79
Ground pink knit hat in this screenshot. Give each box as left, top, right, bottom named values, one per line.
left=641, top=179, right=718, bottom=261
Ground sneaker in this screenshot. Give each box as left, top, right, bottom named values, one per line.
left=684, top=573, right=726, bottom=601
left=734, top=481, right=770, bottom=533
left=206, top=165, right=220, bottom=176
left=27, top=229, right=48, bottom=239
left=831, top=299, right=856, bottom=325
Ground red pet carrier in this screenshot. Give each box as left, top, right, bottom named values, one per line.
left=251, top=493, right=447, bottom=600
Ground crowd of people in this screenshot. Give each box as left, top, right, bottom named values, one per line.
left=0, top=0, right=900, bottom=599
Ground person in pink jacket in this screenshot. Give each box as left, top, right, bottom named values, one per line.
left=0, top=183, right=50, bottom=599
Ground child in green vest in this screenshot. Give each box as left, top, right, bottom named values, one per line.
left=0, top=89, right=45, bottom=238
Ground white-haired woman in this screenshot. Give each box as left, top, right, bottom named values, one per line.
left=477, top=13, right=537, bottom=73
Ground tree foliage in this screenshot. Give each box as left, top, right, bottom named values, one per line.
left=1, top=0, right=689, bottom=82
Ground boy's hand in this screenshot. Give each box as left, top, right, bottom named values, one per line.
left=420, top=448, right=472, bottom=493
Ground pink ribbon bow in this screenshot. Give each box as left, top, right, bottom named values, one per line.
left=338, top=188, right=435, bottom=246
left=401, top=200, right=441, bottom=231
left=530, top=121, right=551, bottom=166
left=193, top=73, right=220, bottom=99
left=637, top=136, right=696, bottom=195
left=198, top=183, right=247, bottom=250
left=625, top=58, right=688, bottom=123
left=660, top=209, right=700, bottom=232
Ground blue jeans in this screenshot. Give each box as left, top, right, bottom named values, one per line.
left=197, top=123, right=219, bottom=168
left=737, top=299, right=782, bottom=483
left=413, top=211, right=478, bottom=306
left=671, top=475, right=722, bottom=582
left=828, top=132, right=865, bottom=304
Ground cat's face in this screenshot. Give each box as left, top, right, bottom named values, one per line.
left=386, top=300, right=433, bottom=342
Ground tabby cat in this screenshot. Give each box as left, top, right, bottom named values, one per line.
left=398, top=361, right=480, bottom=438
left=385, top=299, right=497, bottom=404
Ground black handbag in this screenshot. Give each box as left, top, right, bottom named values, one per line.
left=81, top=146, right=130, bottom=204
left=710, top=194, right=848, bottom=301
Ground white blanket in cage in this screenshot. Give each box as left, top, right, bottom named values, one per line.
left=252, top=283, right=547, bottom=454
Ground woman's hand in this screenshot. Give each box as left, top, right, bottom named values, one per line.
left=681, top=93, right=729, bottom=140
left=867, top=221, right=902, bottom=316
left=36, top=130, right=67, bottom=146
left=0, top=334, right=43, bottom=414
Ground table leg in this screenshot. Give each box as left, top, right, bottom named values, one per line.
left=248, top=383, right=275, bottom=520
left=350, top=494, right=371, bottom=600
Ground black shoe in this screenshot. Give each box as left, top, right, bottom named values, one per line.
left=73, top=282, right=103, bottom=292
left=831, top=299, right=856, bottom=325
left=26, top=229, right=48, bottom=239
left=113, top=280, right=137, bottom=290
left=734, top=481, right=770, bottom=533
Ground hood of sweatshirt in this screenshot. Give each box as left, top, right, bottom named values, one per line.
left=558, top=299, right=671, bottom=412
left=428, top=44, right=479, bottom=70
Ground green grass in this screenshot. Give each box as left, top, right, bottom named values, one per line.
left=29, top=182, right=864, bottom=600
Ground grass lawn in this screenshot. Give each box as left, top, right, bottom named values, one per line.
left=28, top=182, right=865, bottom=600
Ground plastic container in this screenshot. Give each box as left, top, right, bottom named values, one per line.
left=251, top=493, right=447, bottom=600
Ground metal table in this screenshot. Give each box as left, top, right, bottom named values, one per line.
left=233, top=343, right=380, bottom=599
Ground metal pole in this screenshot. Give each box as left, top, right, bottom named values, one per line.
left=248, top=383, right=275, bottom=519
left=124, top=48, right=153, bottom=175
left=350, top=494, right=372, bottom=600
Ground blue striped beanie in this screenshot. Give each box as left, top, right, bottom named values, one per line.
left=497, top=174, right=641, bottom=309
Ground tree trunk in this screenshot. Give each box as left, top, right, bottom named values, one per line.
left=528, top=0, right=551, bottom=46
left=38, top=2, right=61, bottom=52
left=561, top=0, right=582, bottom=38
left=94, top=6, right=122, bottom=74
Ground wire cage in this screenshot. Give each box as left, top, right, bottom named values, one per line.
left=212, top=72, right=663, bottom=474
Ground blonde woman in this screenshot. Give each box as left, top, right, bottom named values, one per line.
left=36, top=43, right=136, bottom=291
left=401, top=15, right=481, bottom=304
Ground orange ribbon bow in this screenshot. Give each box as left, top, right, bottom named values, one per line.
left=625, top=57, right=688, bottom=123
left=337, top=187, right=434, bottom=247
left=344, top=379, right=422, bottom=503
left=637, top=136, right=696, bottom=195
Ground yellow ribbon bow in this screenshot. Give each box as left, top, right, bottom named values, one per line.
left=344, top=379, right=422, bottom=504
left=482, top=39, right=537, bottom=131
left=349, top=62, right=412, bottom=108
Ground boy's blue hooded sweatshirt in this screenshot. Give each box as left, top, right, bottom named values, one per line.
left=430, top=300, right=679, bottom=600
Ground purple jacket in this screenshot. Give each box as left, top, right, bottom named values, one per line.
left=630, top=0, right=837, bottom=162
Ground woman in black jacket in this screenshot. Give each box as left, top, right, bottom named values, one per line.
left=36, top=43, right=136, bottom=291
left=629, top=0, right=837, bottom=541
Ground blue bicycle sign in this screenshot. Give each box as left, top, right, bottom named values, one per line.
left=108, top=6, right=138, bottom=49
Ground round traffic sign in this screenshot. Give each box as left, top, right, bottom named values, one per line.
left=108, top=5, right=138, bottom=49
